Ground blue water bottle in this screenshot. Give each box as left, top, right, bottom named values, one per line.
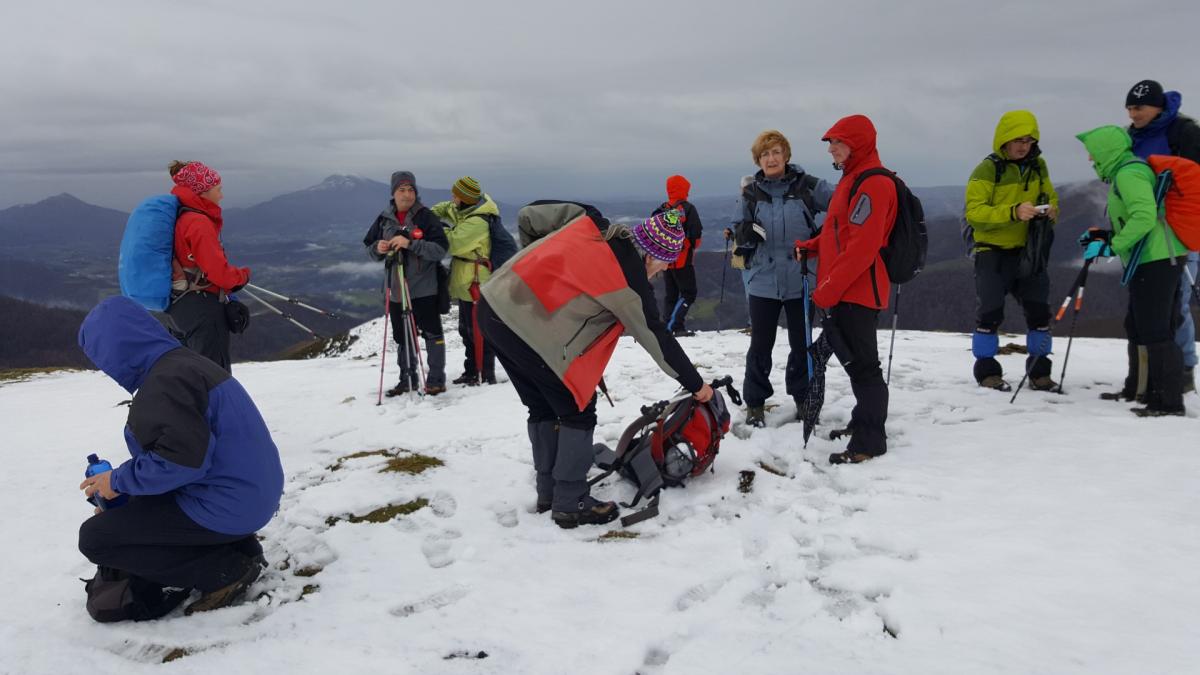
left=85, top=454, right=128, bottom=510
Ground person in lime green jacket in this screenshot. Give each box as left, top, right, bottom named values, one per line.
left=430, top=176, right=499, bottom=385
left=1077, top=125, right=1186, bottom=416
left=964, top=110, right=1061, bottom=391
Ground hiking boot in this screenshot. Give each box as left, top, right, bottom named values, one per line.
left=979, top=375, right=1011, bottom=392
left=745, top=406, right=766, bottom=428
left=535, top=500, right=552, bottom=514
left=452, top=372, right=481, bottom=386
left=184, top=556, right=264, bottom=615
left=828, top=449, right=883, bottom=465
left=672, top=328, right=696, bottom=338
left=551, top=496, right=619, bottom=529
left=424, top=384, right=447, bottom=396
left=1029, top=376, right=1058, bottom=391
left=483, top=374, right=497, bottom=385
left=1132, top=406, right=1185, bottom=418
left=1100, top=389, right=1136, bottom=402
left=385, top=382, right=411, bottom=397
left=1184, top=367, right=1196, bottom=394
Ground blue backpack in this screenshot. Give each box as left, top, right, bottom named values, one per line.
left=118, top=195, right=181, bottom=311
left=484, top=214, right=519, bottom=270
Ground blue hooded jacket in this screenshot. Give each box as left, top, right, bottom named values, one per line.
left=1130, top=91, right=1182, bottom=159
left=79, top=297, right=284, bottom=535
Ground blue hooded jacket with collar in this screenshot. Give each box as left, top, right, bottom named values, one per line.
left=78, top=296, right=284, bottom=535
left=1130, top=91, right=1183, bottom=159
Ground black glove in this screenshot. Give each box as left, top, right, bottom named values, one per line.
left=224, top=300, right=251, bottom=334
left=735, top=221, right=766, bottom=246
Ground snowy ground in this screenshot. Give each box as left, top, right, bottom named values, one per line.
left=1, top=313, right=1198, bottom=674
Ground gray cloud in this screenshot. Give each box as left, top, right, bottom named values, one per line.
left=3, top=0, right=1198, bottom=210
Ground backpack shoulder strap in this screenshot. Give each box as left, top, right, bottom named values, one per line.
left=986, top=153, right=1008, bottom=184
left=784, top=172, right=820, bottom=214
left=849, top=167, right=895, bottom=197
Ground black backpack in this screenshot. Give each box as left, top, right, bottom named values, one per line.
left=849, top=168, right=927, bottom=284
left=483, top=214, right=519, bottom=270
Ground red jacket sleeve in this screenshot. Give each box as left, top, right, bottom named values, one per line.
left=178, top=215, right=250, bottom=292
left=813, top=175, right=895, bottom=307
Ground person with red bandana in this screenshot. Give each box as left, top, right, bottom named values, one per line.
left=794, top=115, right=896, bottom=464
left=652, top=175, right=704, bottom=337
left=164, top=160, right=250, bottom=372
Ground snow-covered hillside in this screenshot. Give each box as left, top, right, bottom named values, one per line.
left=1, top=319, right=1197, bottom=675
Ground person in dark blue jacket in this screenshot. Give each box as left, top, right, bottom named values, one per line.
left=77, top=296, right=284, bottom=616
left=1127, top=79, right=1200, bottom=393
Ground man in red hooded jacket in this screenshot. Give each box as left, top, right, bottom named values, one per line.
left=795, top=115, right=895, bottom=464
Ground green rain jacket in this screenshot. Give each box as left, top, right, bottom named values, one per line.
left=964, top=110, right=1060, bottom=252
left=1076, top=125, right=1184, bottom=266
left=431, top=196, right=499, bottom=302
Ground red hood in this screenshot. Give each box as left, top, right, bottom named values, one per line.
left=666, top=175, right=691, bottom=204
left=823, top=114, right=882, bottom=175
left=171, top=185, right=223, bottom=228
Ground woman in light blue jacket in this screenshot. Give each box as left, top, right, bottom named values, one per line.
left=730, top=129, right=834, bottom=426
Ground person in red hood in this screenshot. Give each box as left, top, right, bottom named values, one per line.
left=164, top=161, right=251, bottom=372
left=794, top=115, right=895, bottom=464
left=652, top=175, right=704, bottom=337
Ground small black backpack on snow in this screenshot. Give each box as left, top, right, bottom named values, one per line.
left=849, top=168, right=927, bottom=284
left=83, top=566, right=190, bottom=622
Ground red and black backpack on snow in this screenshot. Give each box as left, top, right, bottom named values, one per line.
left=592, top=377, right=741, bottom=526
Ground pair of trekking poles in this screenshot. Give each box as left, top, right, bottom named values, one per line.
left=376, top=254, right=428, bottom=405
left=240, top=283, right=340, bottom=337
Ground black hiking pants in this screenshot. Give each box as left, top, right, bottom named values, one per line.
left=457, top=299, right=495, bottom=379
left=829, top=302, right=888, bottom=456
left=743, top=294, right=810, bottom=407
left=1125, top=258, right=1185, bottom=411
left=663, top=265, right=698, bottom=331
left=166, top=291, right=231, bottom=372
left=479, top=299, right=599, bottom=511
left=973, top=248, right=1051, bottom=381
left=79, top=494, right=262, bottom=593
left=389, top=295, right=445, bottom=387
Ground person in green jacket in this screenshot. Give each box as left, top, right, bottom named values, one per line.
left=964, top=110, right=1060, bottom=391
left=1077, top=125, right=1187, bottom=416
left=430, top=176, right=499, bottom=385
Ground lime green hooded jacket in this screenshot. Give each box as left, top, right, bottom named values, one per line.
left=431, top=195, right=499, bottom=302
left=1076, top=125, right=1184, bottom=266
left=964, top=110, right=1060, bottom=251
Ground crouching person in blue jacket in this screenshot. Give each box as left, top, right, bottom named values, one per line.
left=77, top=296, right=284, bottom=617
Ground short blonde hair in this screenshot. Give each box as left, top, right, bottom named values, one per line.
left=751, top=130, right=791, bottom=165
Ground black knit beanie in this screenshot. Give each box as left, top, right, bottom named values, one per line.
left=1126, top=80, right=1166, bottom=108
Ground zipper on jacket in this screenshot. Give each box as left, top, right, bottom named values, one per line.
left=869, top=263, right=881, bottom=306
left=563, top=311, right=607, bottom=360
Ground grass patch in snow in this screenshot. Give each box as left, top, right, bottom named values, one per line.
left=326, top=498, right=429, bottom=526
left=0, top=366, right=82, bottom=384
left=162, top=648, right=189, bottom=663
left=598, top=530, right=640, bottom=542
left=380, top=453, right=443, bottom=475
left=301, top=584, right=320, bottom=598
left=278, top=332, right=359, bottom=361
left=294, top=565, right=323, bottom=577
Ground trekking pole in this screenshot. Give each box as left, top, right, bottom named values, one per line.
left=376, top=260, right=394, bottom=405
left=397, top=261, right=428, bottom=393
left=1010, top=259, right=1090, bottom=403
left=718, top=236, right=730, bottom=332
left=241, top=289, right=322, bottom=338
left=886, top=284, right=900, bottom=385
left=800, top=250, right=814, bottom=382
left=245, top=284, right=341, bottom=318
left=1054, top=260, right=1093, bottom=395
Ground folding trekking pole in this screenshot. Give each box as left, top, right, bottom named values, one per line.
left=1054, top=259, right=1093, bottom=395
left=241, top=289, right=322, bottom=338
left=800, top=250, right=814, bottom=382
left=1011, top=259, right=1091, bottom=403
left=396, top=261, right=428, bottom=394
left=886, top=285, right=900, bottom=385
left=718, top=237, right=730, bottom=332
left=377, top=260, right=394, bottom=406
left=245, top=284, right=341, bottom=319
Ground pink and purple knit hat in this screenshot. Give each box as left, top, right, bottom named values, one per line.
left=632, top=209, right=686, bottom=262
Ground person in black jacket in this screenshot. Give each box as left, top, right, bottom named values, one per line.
left=363, top=171, right=449, bottom=396
left=1127, top=80, right=1200, bottom=393
left=654, top=175, right=704, bottom=337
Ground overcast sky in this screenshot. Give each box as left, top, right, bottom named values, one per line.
left=3, top=0, right=1198, bottom=210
